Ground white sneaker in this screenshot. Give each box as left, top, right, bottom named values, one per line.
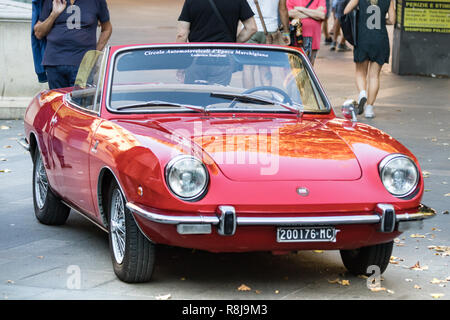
left=364, top=104, right=374, bottom=118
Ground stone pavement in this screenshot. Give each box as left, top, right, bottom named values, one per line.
left=0, top=0, right=449, bottom=300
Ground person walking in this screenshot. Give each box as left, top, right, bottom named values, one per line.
left=34, top=0, right=112, bottom=90
left=176, top=0, right=257, bottom=43
left=243, top=0, right=291, bottom=88
left=287, top=0, right=326, bottom=65
left=329, top=0, right=351, bottom=51
left=322, top=0, right=332, bottom=45
left=344, top=0, right=395, bottom=118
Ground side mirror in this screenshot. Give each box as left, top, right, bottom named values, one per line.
left=341, top=99, right=358, bottom=122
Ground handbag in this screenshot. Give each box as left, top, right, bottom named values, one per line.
left=253, top=0, right=284, bottom=45
left=289, top=0, right=315, bottom=47
left=339, top=4, right=358, bottom=46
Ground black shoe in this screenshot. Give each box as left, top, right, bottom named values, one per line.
left=324, top=37, right=332, bottom=45
left=330, top=42, right=337, bottom=51
left=337, top=43, right=351, bottom=52
left=358, top=97, right=367, bottom=115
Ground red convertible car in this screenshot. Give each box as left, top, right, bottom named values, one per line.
left=20, top=44, right=435, bottom=283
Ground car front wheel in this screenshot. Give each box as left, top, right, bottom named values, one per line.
left=33, top=150, right=70, bottom=225
left=340, top=241, right=393, bottom=276
left=107, top=180, right=155, bottom=283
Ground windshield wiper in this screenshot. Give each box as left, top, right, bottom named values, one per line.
left=116, top=100, right=205, bottom=113
left=209, top=92, right=303, bottom=115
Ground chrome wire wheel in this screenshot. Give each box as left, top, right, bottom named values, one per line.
left=34, top=154, right=48, bottom=209
left=110, top=188, right=126, bottom=264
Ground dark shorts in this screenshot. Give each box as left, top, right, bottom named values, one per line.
left=45, top=65, right=79, bottom=89
left=325, top=0, right=331, bottom=18
left=332, top=0, right=347, bottom=20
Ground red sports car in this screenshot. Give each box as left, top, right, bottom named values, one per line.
left=20, top=44, right=435, bottom=283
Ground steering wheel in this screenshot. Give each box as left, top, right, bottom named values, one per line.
left=242, top=86, right=293, bottom=105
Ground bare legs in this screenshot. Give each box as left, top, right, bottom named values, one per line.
left=355, top=60, right=383, bottom=117
left=367, top=61, right=382, bottom=106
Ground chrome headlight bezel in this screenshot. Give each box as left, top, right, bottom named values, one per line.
left=164, top=155, right=209, bottom=202
left=378, top=154, right=420, bottom=198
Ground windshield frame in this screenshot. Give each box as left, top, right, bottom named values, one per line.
left=105, top=44, right=331, bottom=115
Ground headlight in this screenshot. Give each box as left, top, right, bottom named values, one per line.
left=165, top=155, right=209, bottom=201
left=379, top=154, right=419, bottom=198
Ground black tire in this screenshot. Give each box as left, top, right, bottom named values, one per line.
left=107, top=180, right=155, bottom=283
left=32, top=150, right=70, bottom=225
left=340, top=241, right=393, bottom=276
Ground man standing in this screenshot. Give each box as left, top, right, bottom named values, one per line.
left=244, top=0, right=291, bottom=87
left=246, top=0, right=290, bottom=46
left=176, top=0, right=257, bottom=43
left=34, top=0, right=112, bottom=89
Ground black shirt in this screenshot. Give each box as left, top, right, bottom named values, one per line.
left=178, top=0, right=254, bottom=42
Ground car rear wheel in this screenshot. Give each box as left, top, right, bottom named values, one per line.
left=340, top=241, right=393, bottom=276
left=107, top=180, right=155, bottom=283
left=33, top=150, right=70, bottom=225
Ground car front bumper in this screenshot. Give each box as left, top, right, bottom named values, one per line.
left=127, top=202, right=436, bottom=236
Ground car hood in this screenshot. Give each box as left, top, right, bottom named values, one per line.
left=118, top=116, right=362, bottom=182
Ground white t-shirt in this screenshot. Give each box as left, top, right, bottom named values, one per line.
left=247, top=0, right=280, bottom=32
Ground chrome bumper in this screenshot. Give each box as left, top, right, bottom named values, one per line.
left=126, top=203, right=436, bottom=235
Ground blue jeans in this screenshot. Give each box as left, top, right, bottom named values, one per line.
left=45, top=65, right=79, bottom=89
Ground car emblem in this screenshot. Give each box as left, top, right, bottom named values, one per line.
left=296, top=187, right=309, bottom=197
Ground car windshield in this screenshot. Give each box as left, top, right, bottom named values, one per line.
left=108, top=46, right=329, bottom=114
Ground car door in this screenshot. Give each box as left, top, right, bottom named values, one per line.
left=49, top=51, right=105, bottom=215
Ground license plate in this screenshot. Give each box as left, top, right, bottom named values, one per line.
left=277, top=226, right=336, bottom=242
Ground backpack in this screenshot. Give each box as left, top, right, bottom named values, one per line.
left=339, top=6, right=358, bottom=47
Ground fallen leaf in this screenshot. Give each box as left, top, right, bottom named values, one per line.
left=422, top=171, right=431, bottom=178
left=414, top=285, right=422, bottom=290
left=328, top=278, right=341, bottom=284
left=443, top=211, right=449, bottom=215
left=180, top=277, right=186, bottom=281
left=369, top=286, right=387, bottom=292
left=410, top=261, right=429, bottom=271
left=6, top=280, right=14, bottom=284
left=390, top=256, right=404, bottom=264
left=155, top=293, right=171, bottom=300
left=3, top=145, right=12, bottom=149
left=430, top=293, right=445, bottom=299
left=430, top=278, right=448, bottom=285
left=238, top=284, right=251, bottom=291
left=328, top=278, right=350, bottom=286
left=410, top=234, right=426, bottom=238
left=37, top=256, right=44, bottom=259
left=0, top=169, right=12, bottom=173
left=387, top=289, right=395, bottom=294
left=255, top=290, right=261, bottom=294
left=314, top=250, right=324, bottom=253
left=341, top=280, right=350, bottom=286
left=444, top=193, right=450, bottom=197
left=405, top=278, right=413, bottom=282
left=0, top=125, right=10, bottom=130
left=358, top=275, right=368, bottom=279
